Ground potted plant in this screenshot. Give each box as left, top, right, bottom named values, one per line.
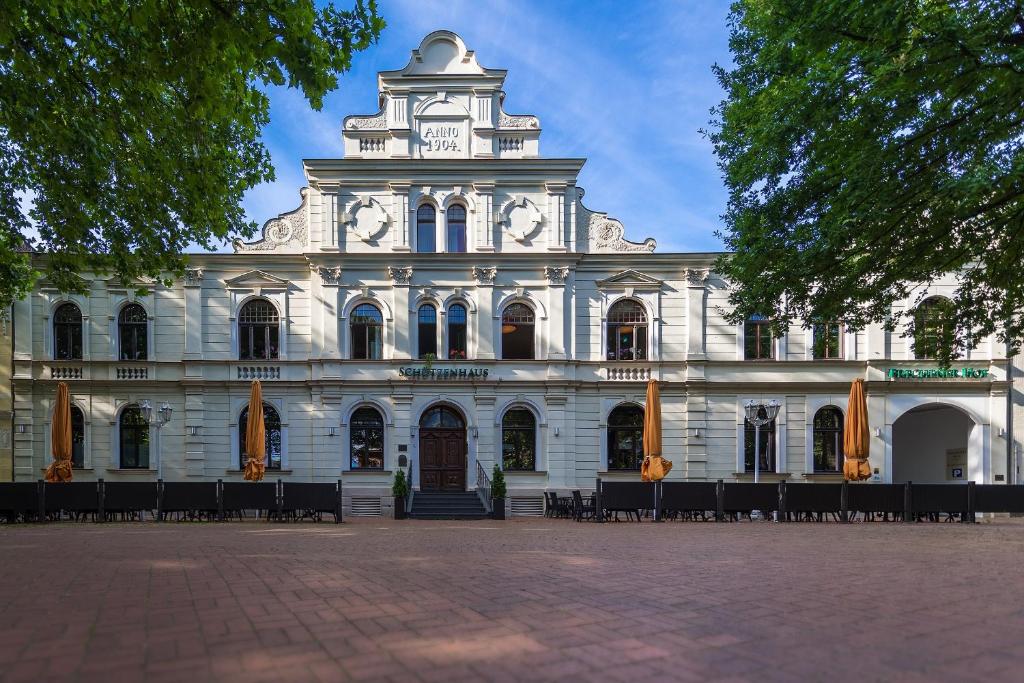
left=392, top=469, right=409, bottom=520
left=491, top=464, right=507, bottom=520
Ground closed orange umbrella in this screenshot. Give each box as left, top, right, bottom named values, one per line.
left=843, top=378, right=872, bottom=481
left=641, top=379, right=672, bottom=481
left=45, top=382, right=74, bottom=482
left=243, top=381, right=266, bottom=482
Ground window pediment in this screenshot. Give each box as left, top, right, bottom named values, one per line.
left=596, top=270, right=663, bottom=290
left=225, top=270, right=291, bottom=292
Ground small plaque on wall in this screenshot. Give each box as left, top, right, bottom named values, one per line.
left=398, top=444, right=408, bottom=452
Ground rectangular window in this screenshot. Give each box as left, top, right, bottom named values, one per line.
left=812, top=322, right=842, bottom=359
left=743, top=420, right=776, bottom=472
left=744, top=319, right=774, bottom=360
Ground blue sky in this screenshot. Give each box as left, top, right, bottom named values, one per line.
left=243, top=0, right=733, bottom=253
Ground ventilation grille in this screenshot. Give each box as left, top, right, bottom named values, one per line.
left=511, top=496, right=544, bottom=517
left=350, top=496, right=382, bottom=517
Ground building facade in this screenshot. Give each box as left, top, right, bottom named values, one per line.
left=9, top=31, right=1018, bottom=515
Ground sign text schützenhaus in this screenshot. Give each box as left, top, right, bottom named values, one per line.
left=886, top=367, right=989, bottom=379
left=399, top=366, right=490, bottom=380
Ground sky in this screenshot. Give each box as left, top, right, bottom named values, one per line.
left=242, top=0, right=734, bottom=253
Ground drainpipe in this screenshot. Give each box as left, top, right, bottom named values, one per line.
left=1008, top=351, right=1016, bottom=485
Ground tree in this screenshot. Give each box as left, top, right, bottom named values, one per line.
left=708, top=1, right=1024, bottom=363
left=0, top=1, right=384, bottom=308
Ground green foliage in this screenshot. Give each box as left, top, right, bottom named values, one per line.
left=392, top=469, right=408, bottom=499
left=0, top=0, right=384, bottom=309
left=491, top=464, right=506, bottom=500
left=708, top=1, right=1024, bottom=364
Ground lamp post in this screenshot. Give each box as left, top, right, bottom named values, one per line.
left=743, top=399, right=781, bottom=485
left=140, top=400, right=173, bottom=480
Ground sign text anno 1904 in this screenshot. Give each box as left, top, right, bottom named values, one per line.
left=420, top=124, right=461, bottom=152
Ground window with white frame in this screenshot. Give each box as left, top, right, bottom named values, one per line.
left=416, top=204, right=436, bottom=253
left=238, top=299, right=280, bottom=360
left=501, top=303, right=535, bottom=360
left=501, top=408, right=536, bottom=471
left=239, top=403, right=282, bottom=470
left=119, top=405, right=150, bottom=469
left=743, top=412, right=776, bottom=472
left=607, top=299, right=647, bottom=361
left=417, top=304, right=437, bottom=359
left=53, top=302, right=83, bottom=360
left=118, top=303, right=148, bottom=360
left=350, top=406, right=384, bottom=470
left=446, top=204, right=467, bottom=253
left=447, top=304, right=468, bottom=359
left=812, top=406, right=844, bottom=472
left=351, top=303, right=384, bottom=360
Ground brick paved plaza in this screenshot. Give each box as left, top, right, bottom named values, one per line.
left=2, top=519, right=1024, bottom=682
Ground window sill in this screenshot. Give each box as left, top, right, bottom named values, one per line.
left=504, top=470, right=547, bottom=476
left=105, top=468, right=157, bottom=474
left=225, top=469, right=293, bottom=475
left=803, top=472, right=844, bottom=480
left=733, top=472, right=791, bottom=481
left=598, top=470, right=643, bottom=477
left=343, top=469, right=390, bottom=475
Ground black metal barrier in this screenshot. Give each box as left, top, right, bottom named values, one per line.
left=0, top=479, right=343, bottom=523
left=591, top=479, right=1011, bottom=523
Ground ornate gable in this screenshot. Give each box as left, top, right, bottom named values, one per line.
left=575, top=189, right=656, bottom=254
left=234, top=188, right=309, bottom=254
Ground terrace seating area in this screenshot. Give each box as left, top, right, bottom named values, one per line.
left=0, top=479, right=343, bottom=523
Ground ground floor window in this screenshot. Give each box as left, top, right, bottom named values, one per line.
left=119, top=405, right=150, bottom=469
left=239, top=404, right=283, bottom=470
left=350, top=407, right=384, bottom=469
left=502, top=408, right=536, bottom=471
left=608, top=404, right=644, bottom=470
left=743, top=418, right=776, bottom=472
left=71, top=406, right=85, bottom=468
left=813, top=406, right=844, bottom=472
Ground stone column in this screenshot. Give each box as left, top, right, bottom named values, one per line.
left=473, top=266, right=497, bottom=359
left=389, top=266, right=412, bottom=360
left=686, top=268, right=708, bottom=360
left=183, top=267, right=203, bottom=361
left=545, top=267, right=569, bottom=360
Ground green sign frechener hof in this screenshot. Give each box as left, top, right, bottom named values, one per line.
left=886, top=367, right=989, bottom=379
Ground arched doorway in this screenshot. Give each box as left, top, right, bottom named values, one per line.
left=419, top=405, right=467, bottom=491
left=892, top=403, right=976, bottom=483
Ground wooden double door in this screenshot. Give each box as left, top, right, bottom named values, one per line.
left=419, top=428, right=467, bottom=491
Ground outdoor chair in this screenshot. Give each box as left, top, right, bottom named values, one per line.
left=544, top=491, right=558, bottom=518
left=572, top=490, right=595, bottom=522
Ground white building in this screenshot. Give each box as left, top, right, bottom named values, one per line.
left=9, top=31, right=1017, bottom=515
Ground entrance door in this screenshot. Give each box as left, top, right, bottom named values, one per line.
left=419, top=406, right=467, bottom=491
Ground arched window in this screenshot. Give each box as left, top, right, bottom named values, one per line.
left=417, top=304, right=437, bottom=359
left=744, top=410, right=777, bottom=472
left=914, top=296, right=954, bottom=360
left=813, top=406, right=844, bottom=472
left=53, top=303, right=83, bottom=360
left=812, top=320, right=842, bottom=360
left=608, top=404, right=644, bottom=471
left=70, top=406, right=85, bottom=469
left=448, top=304, right=468, bottom=359
left=118, top=303, right=148, bottom=360
left=238, top=299, right=279, bottom=360
left=607, top=300, right=648, bottom=361
left=501, top=303, right=535, bottom=360
left=351, top=303, right=383, bottom=360
left=446, top=205, right=467, bottom=253
left=744, top=314, right=774, bottom=360
left=350, top=406, right=384, bottom=470
left=239, top=404, right=282, bottom=470
left=416, top=204, right=436, bottom=253
left=420, top=406, right=465, bottom=429
left=502, top=408, right=536, bottom=471
left=119, top=405, right=150, bottom=469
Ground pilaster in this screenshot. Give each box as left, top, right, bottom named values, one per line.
left=473, top=266, right=497, bottom=359
left=183, top=268, right=203, bottom=360
left=686, top=268, right=708, bottom=360
left=390, top=266, right=412, bottom=359
left=389, top=183, right=411, bottom=251
left=545, top=267, right=569, bottom=360
left=473, top=183, right=495, bottom=251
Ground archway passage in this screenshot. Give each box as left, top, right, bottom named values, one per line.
left=892, top=404, right=974, bottom=483
left=419, top=406, right=467, bottom=491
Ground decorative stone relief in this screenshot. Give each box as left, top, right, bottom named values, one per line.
left=183, top=267, right=204, bottom=286
left=311, top=265, right=342, bottom=286
left=545, top=266, right=570, bottom=285
left=575, top=188, right=656, bottom=254
left=472, top=266, right=497, bottom=285
left=686, top=268, right=710, bottom=287
left=388, top=266, right=413, bottom=286
left=498, top=111, right=540, bottom=129
left=497, top=196, right=543, bottom=243
left=345, top=110, right=387, bottom=130
left=234, top=188, right=309, bottom=253
left=342, top=196, right=390, bottom=242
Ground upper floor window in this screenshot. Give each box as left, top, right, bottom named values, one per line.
left=446, top=205, right=467, bottom=253
left=913, top=296, right=954, bottom=360
left=417, top=304, right=437, bottom=359
left=448, top=304, right=468, bottom=359
left=118, top=303, right=148, bottom=361
left=53, top=303, right=83, bottom=360
left=743, top=411, right=776, bottom=472
left=502, top=408, right=536, bottom=471
left=501, top=303, right=535, bottom=360
left=416, top=204, right=436, bottom=253
left=119, top=405, right=150, bottom=469
left=608, top=404, right=644, bottom=471
left=813, top=406, right=844, bottom=472
left=812, top=321, right=842, bottom=360
left=239, top=403, right=282, bottom=470
left=71, top=406, right=85, bottom=469
left=607, top=299, right=647, bottom=361
left=238, top=299, right=279, bottom=360
left=351, top=303, right=383, bottom=360
left=350, top=406, right=384, bottom=470
left=744, top=315, right=774, bottom=360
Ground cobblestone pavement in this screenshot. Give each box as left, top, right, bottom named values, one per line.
left=2, top=518, right=1024, bottom=683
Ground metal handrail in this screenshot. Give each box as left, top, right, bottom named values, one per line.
left=475, top=461, right=492, bottom=513
left=406, top=457, right=414, bottom=513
